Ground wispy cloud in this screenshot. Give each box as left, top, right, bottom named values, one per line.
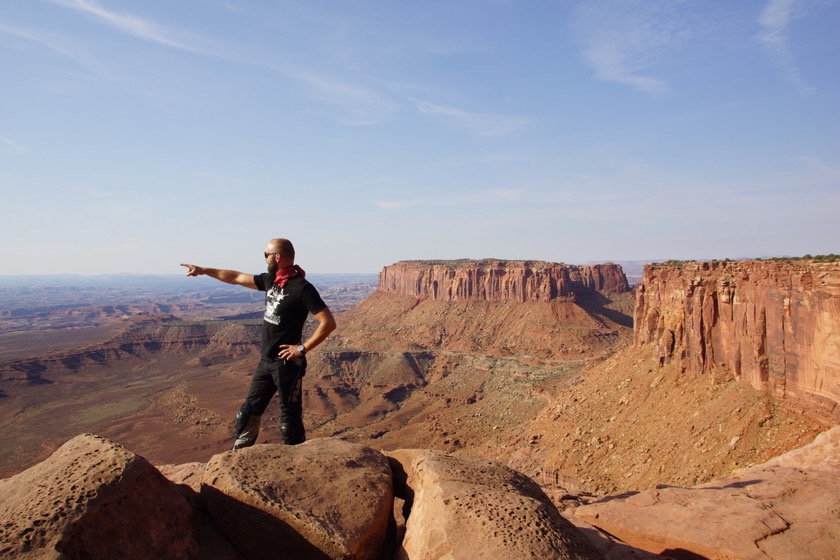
left=572, top=1, right=692, bottom=95
left=756, top=0, right=812, bottom=93
left=0, top=23, right=75, bottom=58
left=42, top=2, right=514, bottom=130
left=0, top=22, right=111, bottom=79
left=45, top=0, right=394, bottom=124
left=410, top=99, right=528, bottom=136
left=797, top=156, right=840, bottom=183
left=279, top=65, right=398, bottom=126
left=757, top=0, right=797, bottom=42
left=0, top=136, right=30, bottom=155
left=221, top=2, right=249, bottom=14
left=48, top=0, right=202, bottom=53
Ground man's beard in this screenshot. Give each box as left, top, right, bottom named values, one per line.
left=267, top=260, right=278, bottom=274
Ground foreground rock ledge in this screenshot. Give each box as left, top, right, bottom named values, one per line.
left=201, top=437, right=394, bottom=560
left=573, top=426, right=840, bottom=559
left=0, top=433, right=195, bottom=559
left=1, top=434, right=608, bottom=559
left=6, top=430, right=838, bottom=559
left=388, top=448, right=604, bottom=560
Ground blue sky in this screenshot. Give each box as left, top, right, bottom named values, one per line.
left=1, top=0, right=838, bottom=275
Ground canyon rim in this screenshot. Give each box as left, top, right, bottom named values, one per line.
left=1, top=257, right=838, bottom=558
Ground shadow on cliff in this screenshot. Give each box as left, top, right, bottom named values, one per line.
left=576, top=292, right=634, bottom=329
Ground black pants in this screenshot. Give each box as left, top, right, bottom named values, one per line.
left=236, top=357, right=306, bottom=445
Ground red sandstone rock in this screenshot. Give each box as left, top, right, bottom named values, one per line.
left=158, top=461, right=206, bottom=493
left=158, top=462, right=244, bottom=560
left=201, top=438, right=394, bottom=560
left=0, top=433, right=195, bottom=559
left=634, top=260, right=840, bottom=422
left=572, top=426, right=840, bottom=559
left=378, top=260, right=629, bottom=302
left=388, top=448, right=605, bottom=560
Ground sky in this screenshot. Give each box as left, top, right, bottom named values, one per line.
left=1, top=0, right=838, bottom=275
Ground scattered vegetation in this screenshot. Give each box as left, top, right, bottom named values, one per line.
left=650, top=260, right=691, bottom=268
left=755, top=254, right=840, bottom=263
left=649, top=258, right=739, bottom=268
left=404, top=258, right=546, bottom=267
left=800, top=253, right=838, bottom=262
left=649, top=254, right=840, bottom=268
left=404, top=259, right=492, bottom=267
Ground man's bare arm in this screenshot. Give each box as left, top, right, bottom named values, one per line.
left=180, top=264, right=257, bottom=290
left=277, top=307, right=337, bottom=360
left=305, top=308, right=337, bottom=351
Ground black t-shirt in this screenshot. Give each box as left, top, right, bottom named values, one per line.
left=253, top=272, right=328, bottom=359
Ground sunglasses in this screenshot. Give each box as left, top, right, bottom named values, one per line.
left=264, top=252, right=277, bottom=259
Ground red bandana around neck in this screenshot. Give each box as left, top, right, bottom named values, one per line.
left=274, top=264, right=305, bottom=288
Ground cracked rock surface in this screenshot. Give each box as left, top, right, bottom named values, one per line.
left=571, top=426, right=840, bottom=559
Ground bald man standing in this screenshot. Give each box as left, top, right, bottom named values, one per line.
left=182, top=238, right=336, bottom=448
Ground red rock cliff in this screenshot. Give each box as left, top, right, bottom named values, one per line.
left=377, top=260, right=629, bottom=302
left=634, top=259, right=840, bottom=423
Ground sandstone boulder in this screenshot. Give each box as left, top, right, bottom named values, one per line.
left=0, top=433, right=195, bottom=559
left=201, top=437, right=394, bottom=560
left=573, top=426, right=840, bottom=559
left=158, top=461, right=244, bottom=560
left=387, top=448, right=604, bottom=560
left=159, top=461, right=206, bottom=494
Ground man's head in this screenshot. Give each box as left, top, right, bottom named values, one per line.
left=264, top=238, right=295, bottom=273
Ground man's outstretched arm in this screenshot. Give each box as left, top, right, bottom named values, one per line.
left=180, top=264, right=257, bottom=290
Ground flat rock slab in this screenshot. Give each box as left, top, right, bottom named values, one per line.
left=573, top=426, right=840, bottom=559
left=388, top=448, right=604, bottom=560
left=0, top=433, right=195, bottom=559
left=201, top=437, right=393, bottom=560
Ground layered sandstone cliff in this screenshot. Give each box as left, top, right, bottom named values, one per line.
left=634, top=259, right=840, bottom=422
left=378, top=260, right=629, bottom=302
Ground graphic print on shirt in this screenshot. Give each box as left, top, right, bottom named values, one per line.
left=264, top=284, right=286, bottom=325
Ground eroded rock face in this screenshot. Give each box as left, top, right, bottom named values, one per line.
left=634, top=260, right=840, bottom=422
left=378, top=260, right=629, bottom=302
left=0, top=433, right=195, bottom=559
left=388, top=448, right=604, bottom=560
left=572, top=426, right=840, bottom=560
left=201, top=438, right=394, bottom=560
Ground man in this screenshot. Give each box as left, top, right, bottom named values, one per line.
left=181, top=238, right=336, bottom=449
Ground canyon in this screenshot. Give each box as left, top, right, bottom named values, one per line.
left=1, top=258, right=838, bottom=558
